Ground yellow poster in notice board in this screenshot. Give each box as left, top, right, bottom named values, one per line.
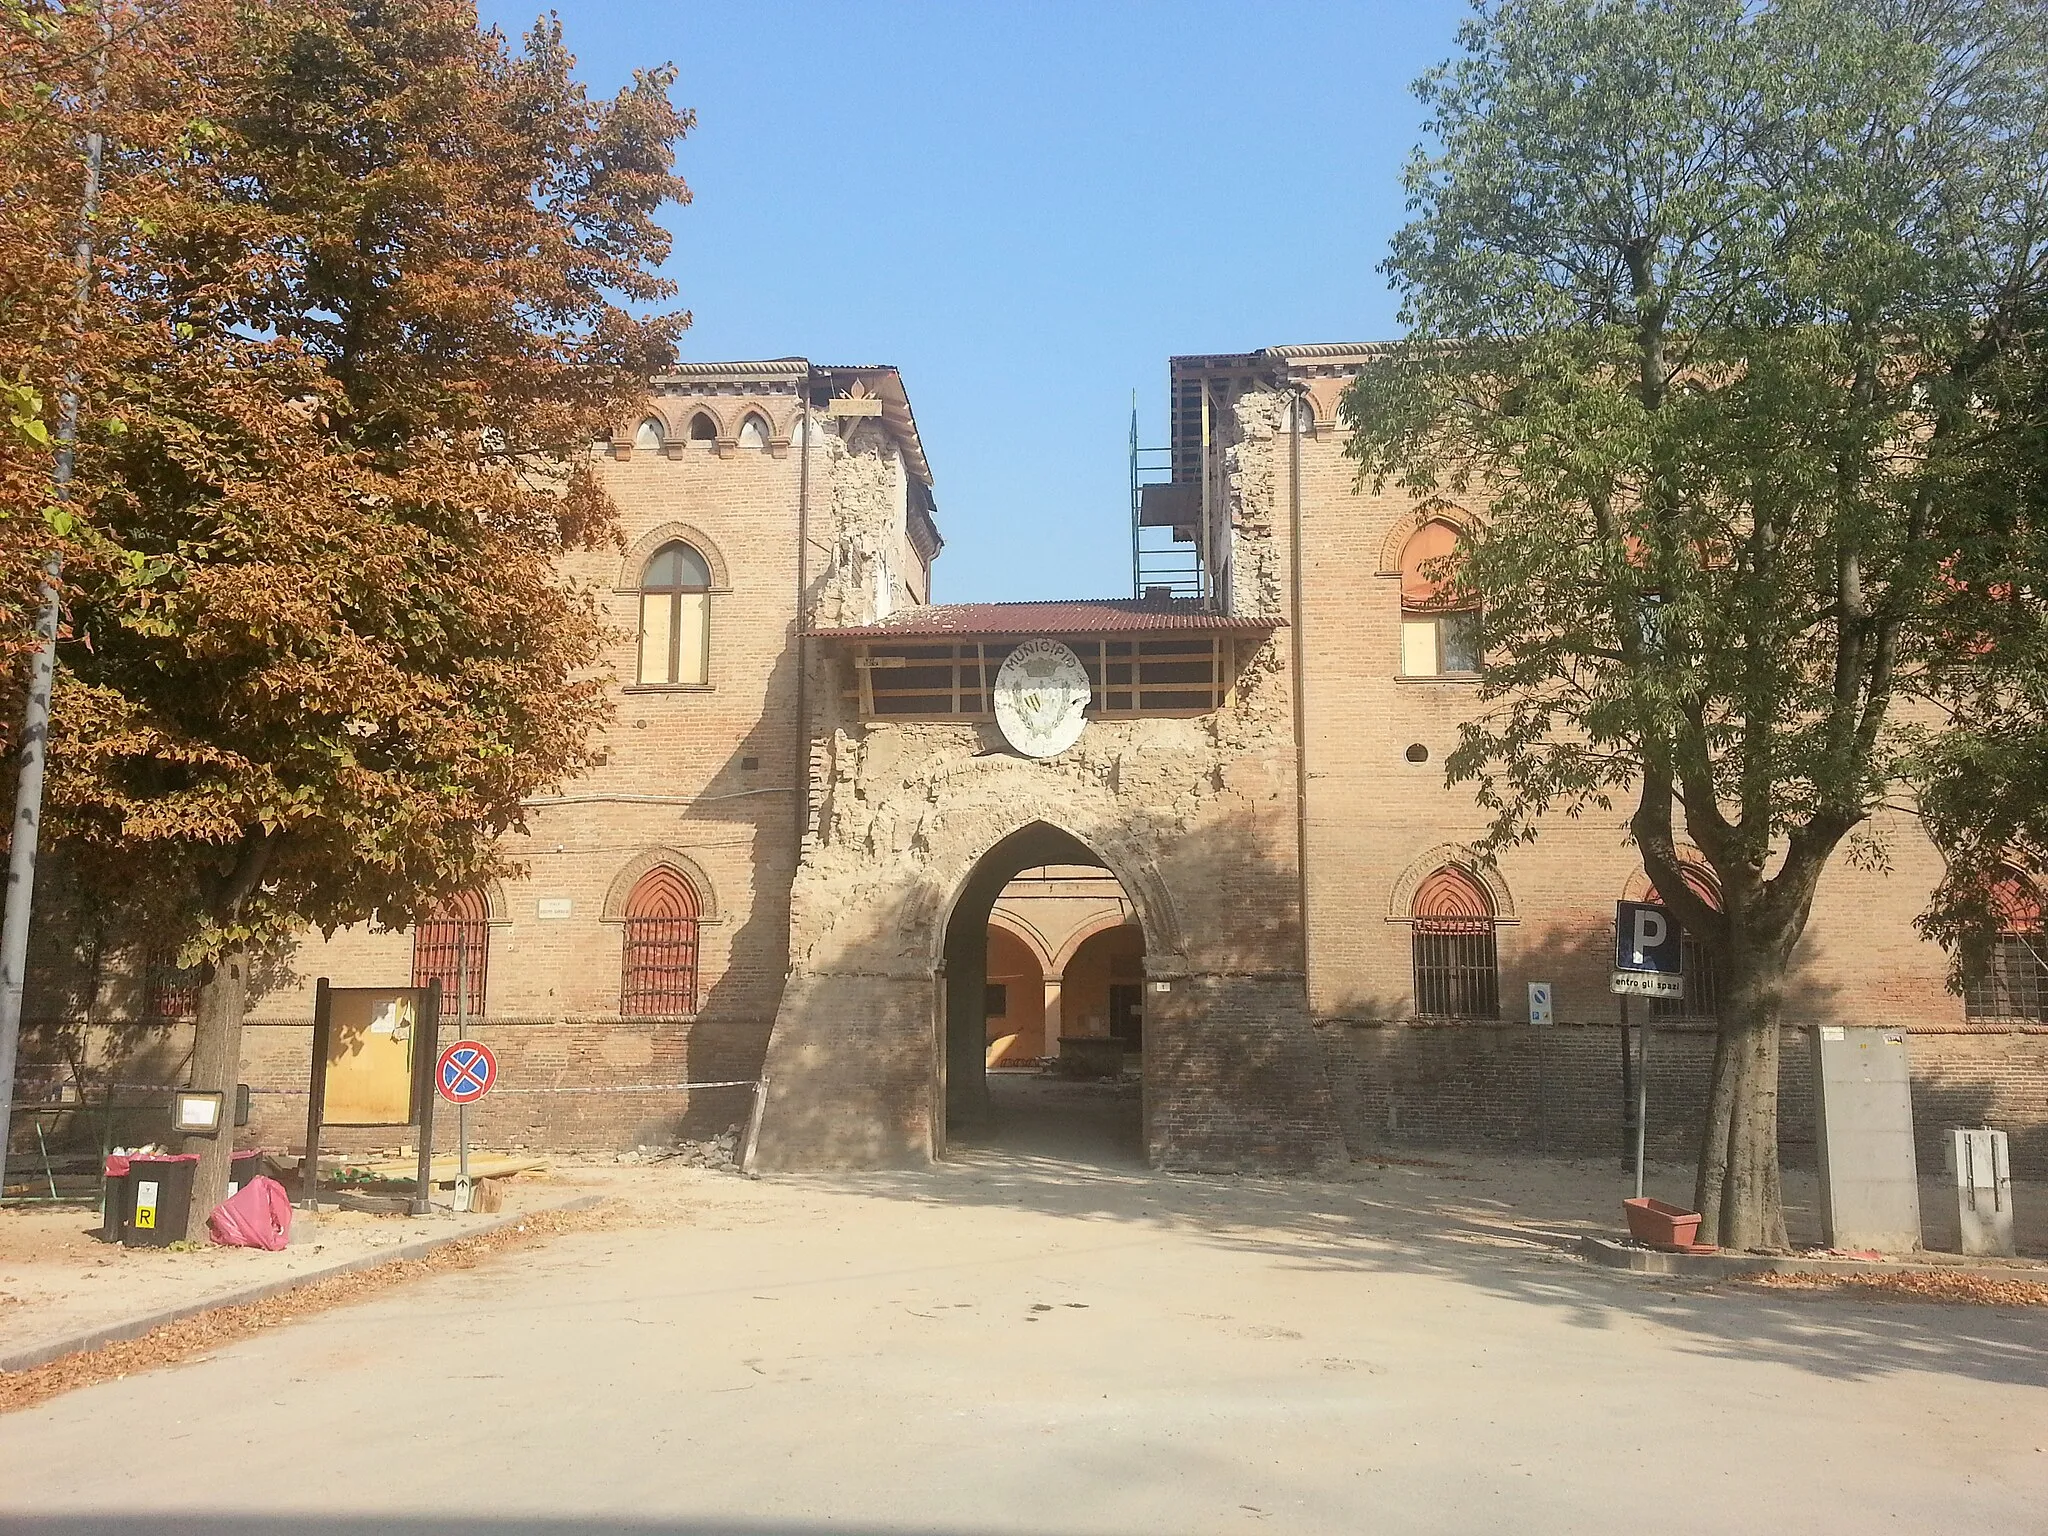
left=321, top=989, right=420, bottom=1126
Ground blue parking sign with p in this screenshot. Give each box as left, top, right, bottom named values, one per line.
left=1615, top=901, right=1682, bottom=973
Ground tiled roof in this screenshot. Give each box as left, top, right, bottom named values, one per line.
left=809, top=599, right=1281, bottom=640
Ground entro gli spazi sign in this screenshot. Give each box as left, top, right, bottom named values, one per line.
left=1610, top=899, right=1684, bottom=999
left=993, top=638, right=1092, bottom=758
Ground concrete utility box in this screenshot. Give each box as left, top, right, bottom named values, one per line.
left=1811, top=1025, right=1922, bottom=1253
left=1947, top=1128, right=2016, bottom=1258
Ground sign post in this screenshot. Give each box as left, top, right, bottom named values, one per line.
left=455, top=932, right=471, bottom=1211
left=1611, top=902, right=1683, bottom=1200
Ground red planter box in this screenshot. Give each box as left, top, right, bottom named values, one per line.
left=1623, top=1197, right=1710, bottom=1252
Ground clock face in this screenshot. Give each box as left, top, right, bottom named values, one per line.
left=992, top=639, right=1092, bottom=759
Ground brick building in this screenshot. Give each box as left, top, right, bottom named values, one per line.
left=31, top=347, right=2048, bottom=1175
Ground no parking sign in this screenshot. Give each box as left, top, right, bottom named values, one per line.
left=436, top=1041, right=497, bottom=1104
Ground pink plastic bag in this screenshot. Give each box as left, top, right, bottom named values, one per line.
left=207, top=1174, right=293, bottom=1250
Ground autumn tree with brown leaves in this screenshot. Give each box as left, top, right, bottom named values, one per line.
left=1, top=0, right=691, bottom=1224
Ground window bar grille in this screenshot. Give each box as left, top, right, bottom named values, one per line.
left=622, top=916, right=699, bottom=1017
left=413, top=918, right=490, bottom=1018
left=1965, top=934, right=2048, bottom=1021
left=1411, top=921, right=1499, bottom=1019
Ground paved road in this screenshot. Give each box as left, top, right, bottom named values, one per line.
left=2, top=1087, right=2044, bottom=1534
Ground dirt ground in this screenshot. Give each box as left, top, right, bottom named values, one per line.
left=0, top=1078, right=2042, bottom=1535
left=5, top=1077, right=2043, bottom=1374
left=0, top=1164, right=600, bottom=1365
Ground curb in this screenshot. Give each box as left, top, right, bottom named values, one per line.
left=0, top=1192, right=607, bottom=1375
left=1578, top=1234, right=2044, bottom=1283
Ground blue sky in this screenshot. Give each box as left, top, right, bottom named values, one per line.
left=477, top=1, right=1467, bottom=601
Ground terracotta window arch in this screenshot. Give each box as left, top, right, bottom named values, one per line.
left=737, top=412, right=770, bottom=449
left=1644, top=867, right=1722, bottom=1021
left=412, top=888, right=491, bottom=1019
left=1411, top=867, right=1498, bottom=1018
left=633, top=417, right=664, bottom=452
left=1965, top=871, right=2046, bottom=1020
left=688, top=411, right=718, bottom=442
left=1399, top=520, right=1480, bottom=677
left=621, top=866, right=701, bottom=1016
left=637, top=541, right=712, bottom=686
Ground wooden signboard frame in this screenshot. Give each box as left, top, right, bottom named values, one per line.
left=303, top=979, right=442, bottom=1215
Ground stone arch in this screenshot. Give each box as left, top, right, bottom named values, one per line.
left=683, top=405, right=724, bottom=442
left=1377, top=502, right=1481, bottom=577
left=732, top=406, right=777, bottom=447
left=985, top=908, right=1056, bottom=974
left=601, top=847, right=720, bottom=924
left=922, top=816, right=1185, bottom=975
left=1049, top=909, right=1141, bottom=976
left=615, top=522, right=732, bottom=592
left=1386, top=843, right=1517, bottom=924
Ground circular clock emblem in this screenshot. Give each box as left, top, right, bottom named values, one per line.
left=992, top=639, right=1092, bottom=759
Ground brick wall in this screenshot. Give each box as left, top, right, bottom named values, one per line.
left=1317, top=1019, right=2048, bottom=1176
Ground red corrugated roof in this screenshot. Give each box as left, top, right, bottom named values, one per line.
left=809, top=599, right=1280, bottom=640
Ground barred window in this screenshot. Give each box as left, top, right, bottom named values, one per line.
left=621, top=865, right=701, bottom=1017
left=1965, top=874, right=2046, bottom=1021
left=143, top=948, right=200, bottom=1022
left=412, top=888, right=491, bottom=1019
left=1411, top=867, right=1498, bottom=1019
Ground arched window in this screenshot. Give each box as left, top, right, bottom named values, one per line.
left=637, top=541, right=712, bottom=686
left=1411, top=867, right=1498, bottom=1018
left=412, top=888, right=491, bottom=1019
left=621, top=865, right=700, bottom=1016
left=737, top=412, right=770, bottom=449
left=633, top=418, right=664, bottom=452
left=688, top=411, right=718, bottom=442
left=1399, top=520, right=1480, bottom=677
left=1965, top=871, right=2046, bottom=1020
left=1645, top=867, right=1722, bottom=1021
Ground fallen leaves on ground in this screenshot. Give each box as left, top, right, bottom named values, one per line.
left=1739, top=1268, right=2048, bottom=1307
left=0, top=1201, right=626, bottom=1415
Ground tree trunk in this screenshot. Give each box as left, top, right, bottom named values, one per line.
left=1696, top=947, right=1792, bottom=1251
left=181, top=942, right=250, bottom=1236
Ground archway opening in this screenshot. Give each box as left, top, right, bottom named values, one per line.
left=939, top=827, right=1145, bottom=1164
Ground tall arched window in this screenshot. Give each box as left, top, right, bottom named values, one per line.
left=737, top=412, right=770, bottom=449
left=413, top=888, right=491, bottom=1019
left=1965, top=871, right=2046, bottom=1020
left=1411, top=866, right=1498, bottom=1018
left=1400, top=520, right=1480, bottom=677
left=688, top=411, right=718, bottom=442
left=1646, top=867, right=1722, bottom=1021
left=621, top=865, right=700, bottom=1016
left=637, top=541, right=712, bottom=686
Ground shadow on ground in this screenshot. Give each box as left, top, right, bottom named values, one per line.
left=0, top=1523, right=1039, bottom=1536
left=813, top=1075, right=2048, bottom=1393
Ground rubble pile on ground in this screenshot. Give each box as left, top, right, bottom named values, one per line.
left=612, top=1126, right=742, bottom=1170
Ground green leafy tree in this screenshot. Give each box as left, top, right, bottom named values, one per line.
left=6, top=0, right=691, bottom=1225
left=1346, top=0, right=2048, bottom=1249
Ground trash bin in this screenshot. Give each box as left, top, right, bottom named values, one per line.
left=103, top=1153, right=200, bottom=1247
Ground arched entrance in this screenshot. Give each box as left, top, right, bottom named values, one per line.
left=937, top=823, right=1150, bottom=1158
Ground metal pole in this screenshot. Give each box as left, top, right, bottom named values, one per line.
left=412, top=980, right=441, bottom=1216
left=1634, top=1016, right=1651, bottom=1200
left=0, top=6, right=112, bottom=1202
left=303, top=980, right=332, bottom=1212
left=1618, top=992, right=1633, bottom=1169
left=455, top=931, right=469, bottom=1200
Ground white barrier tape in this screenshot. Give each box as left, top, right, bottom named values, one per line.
left=16, top=1079, right=758, bottom=1097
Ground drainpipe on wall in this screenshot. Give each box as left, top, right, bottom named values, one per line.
left=1288, top=389, right=1316, bottom=1008
left=794, top=374, right=812, bottom=856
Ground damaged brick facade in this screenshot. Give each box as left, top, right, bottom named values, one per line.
left=19, top=345, right=2048, bottom=1178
